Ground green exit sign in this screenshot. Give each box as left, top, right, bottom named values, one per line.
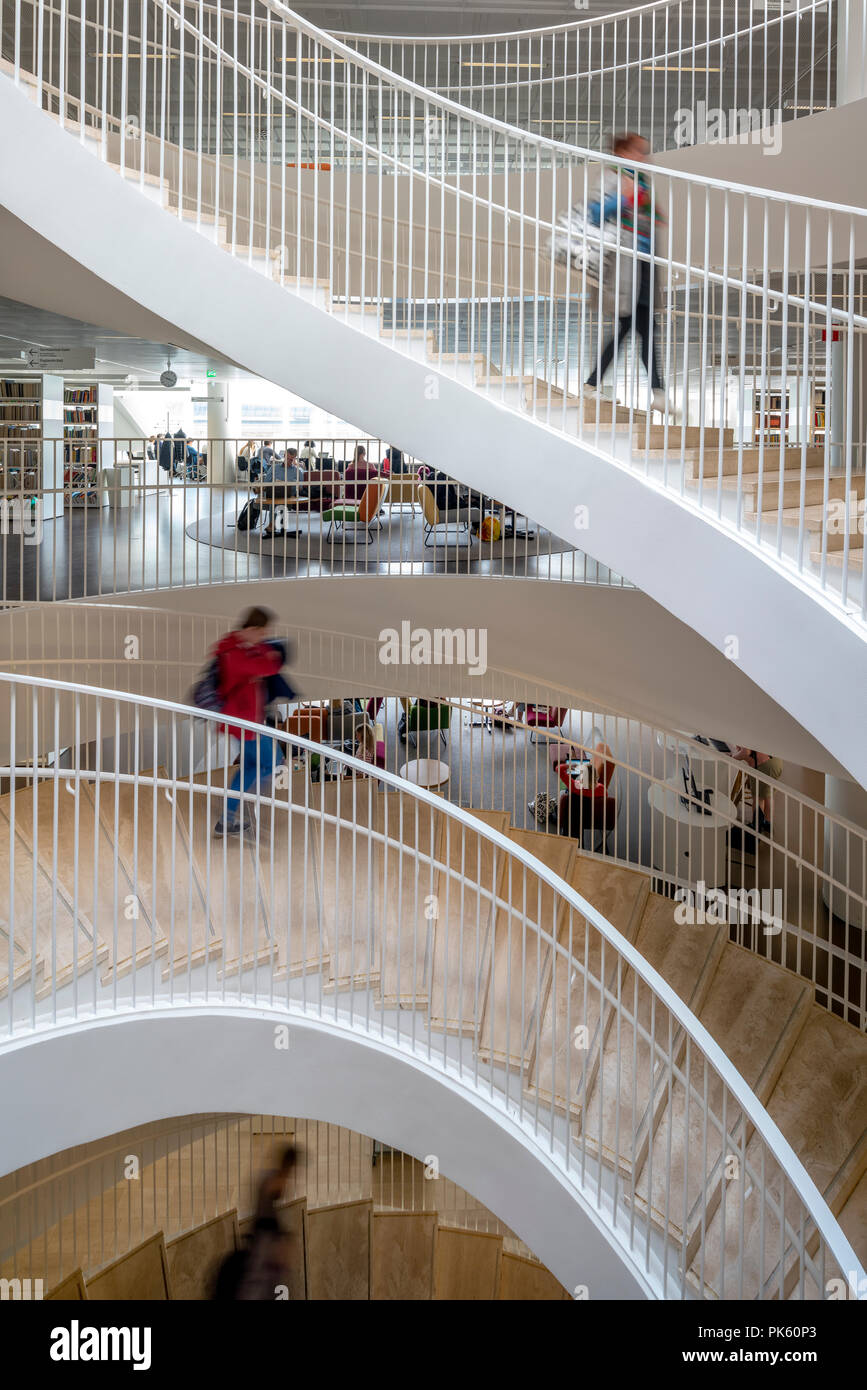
left=206, top=369, right=217, bottom=379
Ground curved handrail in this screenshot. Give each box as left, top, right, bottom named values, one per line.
left=166, top=0, right=855, bottom=212
left=0, top=666, right=862, bottom=1297
left=7, top=3, right=866, bottom=624
left=334, top=0, right=826, bottom=44
left=1, top=597, right=865, bottom=1036
left=334, top=0, right=836, bottom=152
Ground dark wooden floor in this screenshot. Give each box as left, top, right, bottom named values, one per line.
left=0, top=486, right=622, bottom=601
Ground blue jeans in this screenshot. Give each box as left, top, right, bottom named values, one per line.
left=225, top=734, right=281, bottom=819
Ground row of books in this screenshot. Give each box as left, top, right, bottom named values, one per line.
left=0, top=468, right=40, bottom=491
left=0, top=380, right=39, bottom=400
left=64, top=409, right=97, bottom=423
left=64, top=389, right=97, bottom=405
left=0, top=403, right=41, bottom=419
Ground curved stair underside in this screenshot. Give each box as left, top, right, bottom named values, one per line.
left=6, top=1115, right=570, bottom=1300
left=1, top=77, right=865, bottom=784
left=1, top=770, right=865, bottom=1298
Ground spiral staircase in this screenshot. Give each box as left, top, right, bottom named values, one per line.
left=0, top=0, right=866, bottom=1302
left=0, top=670, right=863, bottom=1299
left=1, top=0, right=866, bottom=784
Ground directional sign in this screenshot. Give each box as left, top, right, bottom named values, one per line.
left=26, top=348, right=96, bottom=371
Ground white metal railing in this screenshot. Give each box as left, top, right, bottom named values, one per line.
left=0, top=668, right=862, bottom=1299
left=0, top=1112, right=534, bottom=1290
left=3, top=0, right=865, bottom=624
left=0, top=435, right=629, bottom=600
left=0, top=601, right=864, bottom=1031
left=338, top=0, right=839, bottom=151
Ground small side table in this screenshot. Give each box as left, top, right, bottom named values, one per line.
left=647, top=778, right=736, bottom=889
left=399, top=758, right=450, bottom=788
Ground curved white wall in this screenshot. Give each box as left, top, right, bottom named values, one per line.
left=657, top=97, right=867, bottom=210
left=0, top=1008, right=652, bottom=1299
left=74, top=581, right=852, bottom=778
left=1, top=80, right=865, bottom=786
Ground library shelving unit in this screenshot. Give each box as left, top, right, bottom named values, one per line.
left=63, top=381, right=113, bottom=507
left=812, top=385, right=827, bottom=447
left=0, top=374, right=64, bottom=520
left=754, top=387, right=790, bottom=446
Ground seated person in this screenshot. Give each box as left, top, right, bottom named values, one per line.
left=342, top=445, right=378, bottom=501
left=172, top=428, right=200, bottom=478
left=384, top=446, right=408, bottom=474
left=303, top=467, right=341, bottom=514
left=298, top=440, right=319, bottom=468
left=257, top=439, right=278, bottom=469
left=261, top=448, right=305, bottom=537
left=729, top=747, right=781, bottom=834
left=422, top=467, right=462, bottom=515
left=529, top=743, right=614, bottom=837
left=157, top=434, right=174, bottom=474
left=236, top=441, right=261, bottom=481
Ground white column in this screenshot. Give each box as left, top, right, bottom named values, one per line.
left=40, top=373, right=64, bottom=521
left=206, top=379, right=235, bottom=482
left=829, top=4, right=867, bottom=474
left=836, top=0, right=867, bottom=105
left=823, top=776, right=867, bottom=929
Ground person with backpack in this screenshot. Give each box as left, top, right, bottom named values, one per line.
left=210, top=607, right=287, bottom=836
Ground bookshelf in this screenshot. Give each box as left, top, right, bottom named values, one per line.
left=0, top=374, right=64, bottom=519
left=812, top=385, right=827, bottom=447
left=754, top=388, right=790, bottom=446
left=63, top=382, right=113, bottom=507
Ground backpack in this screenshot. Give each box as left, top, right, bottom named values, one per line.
left=236, top=500, right=261, bottom=532
left=189, top=655, right=224, bottom=712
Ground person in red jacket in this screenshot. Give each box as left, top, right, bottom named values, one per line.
left=213, top=606, right=284, bottom=836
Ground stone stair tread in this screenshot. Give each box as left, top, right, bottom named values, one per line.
left=308, top=781, right=388, bottom=991
left=526, top=858, right=650, bottom=1111
left=262, top=772, right=329, bottom=982
left=376, top=792, right=444, bottom=1008
left=573, top=892, right=728, bottom=1172
left=0, top=784, right=130, bottom=986
left=837, top=1167, right=867, bottom=1272
left=173, top=771, right=272, bottom=978
left=633, top=943, right=813, bottom=1246
left=689, top=1006, right=867, bottom=1299
left=477, top=829, right=575, bottom=1071
left=810, top=545, right=863, bottom=567
left=428, top=809, right=510, bottom=1036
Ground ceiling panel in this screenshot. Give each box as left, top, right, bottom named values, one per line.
left=0, top=297, right=252, bottom=383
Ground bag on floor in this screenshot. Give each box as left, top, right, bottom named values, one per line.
left=530, top=792, right=559, bottom=825
left=236, top=499, right=261, bottom=532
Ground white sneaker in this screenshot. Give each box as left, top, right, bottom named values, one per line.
left=584, top=383, right=613, bottom=402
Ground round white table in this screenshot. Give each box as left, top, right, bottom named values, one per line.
left=647, top=778, right=737, bottom=889
left=399, top=758, right=451, bottom=788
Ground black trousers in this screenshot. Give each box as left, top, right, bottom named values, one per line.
left=586, top=261, right=663, bottom=392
